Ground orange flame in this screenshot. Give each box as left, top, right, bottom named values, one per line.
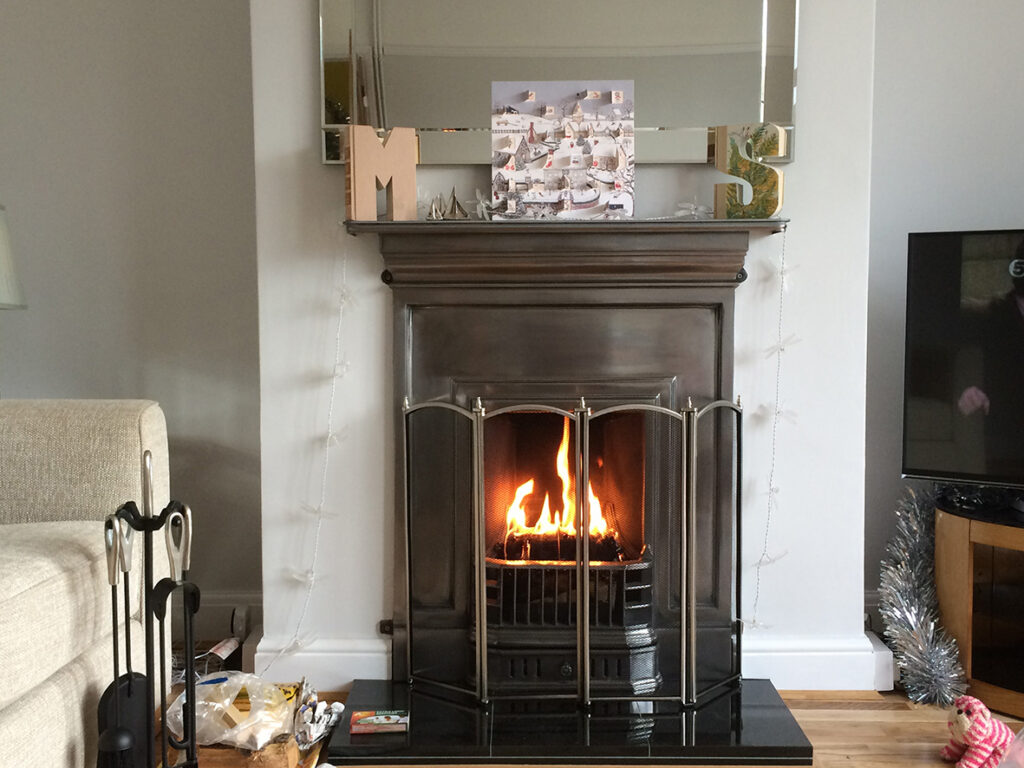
left=505, top=417, right=609, bottom=542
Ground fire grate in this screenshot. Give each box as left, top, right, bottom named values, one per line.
left=482, top=557, right=659, bottom=695
left=485, top=557, right=653, bottom=629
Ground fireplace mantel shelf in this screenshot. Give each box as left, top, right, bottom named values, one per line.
left=346, top=218, right=786, bottom=286
left=345, top=218, right=787, bottom=235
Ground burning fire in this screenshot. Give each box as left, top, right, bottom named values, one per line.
left=504, top=417, right=611, bottom=543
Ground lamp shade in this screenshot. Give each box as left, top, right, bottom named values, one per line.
left=0, top=206, right=26, bottom=309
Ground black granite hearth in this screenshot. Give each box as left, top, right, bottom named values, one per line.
left=327, top=679, right=812, bottom=765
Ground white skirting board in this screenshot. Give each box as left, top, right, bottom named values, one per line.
left=867, top=630, right=896, bottom=691
left=253, top=636, right=391, bottom=689
left=742, top=632, right=891, bottom=690
left=249, top=631, right=893, bottom=692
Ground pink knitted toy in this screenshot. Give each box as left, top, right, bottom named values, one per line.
left=940, top=695, right=1015, bottom=768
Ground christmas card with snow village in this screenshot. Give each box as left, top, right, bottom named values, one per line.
left=491, top=80, right=634, bottom=219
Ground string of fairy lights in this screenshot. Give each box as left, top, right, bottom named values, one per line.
left=746, top=226, right=792, bottom=630
left=259, top=222, right=350, bottom=675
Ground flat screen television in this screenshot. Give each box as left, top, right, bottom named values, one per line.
left=902, top=229, right=1024, bottom=492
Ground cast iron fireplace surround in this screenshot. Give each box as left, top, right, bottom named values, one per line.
left=328, top=220, right=810, bottom=765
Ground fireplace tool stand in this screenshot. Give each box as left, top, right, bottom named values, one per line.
left=103, top=450, right=201, bottom=768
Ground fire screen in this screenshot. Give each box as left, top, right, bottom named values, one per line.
left=403, top=397, right=741, bottom=708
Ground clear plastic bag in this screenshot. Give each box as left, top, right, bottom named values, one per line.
left=167, top=671, right=294, bottom=751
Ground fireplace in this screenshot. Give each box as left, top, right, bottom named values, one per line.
left=328, top=220, right=811, bottom=765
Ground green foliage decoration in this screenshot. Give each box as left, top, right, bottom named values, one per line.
left=724, top=124, right=782, bottom=218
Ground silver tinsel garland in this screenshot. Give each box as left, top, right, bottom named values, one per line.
left=878, top=487, right=967, bottom=706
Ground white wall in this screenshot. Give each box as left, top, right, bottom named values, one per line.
left=250, top=0, right=392, bottom=683
left=0, top=1, right=262, bottom=639
left=252, top=1, right=880, bottom=690
left=864, top=1, right=1024, bottom=615
left=734, top=1, right=877, bottom=687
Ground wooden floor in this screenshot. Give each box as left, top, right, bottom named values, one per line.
left=781, top=690, right=1022, bottom=767
left=179, top=690, right=1023, bottom=767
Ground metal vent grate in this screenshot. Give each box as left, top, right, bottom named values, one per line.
left=485, top=559, right=652, bottom=629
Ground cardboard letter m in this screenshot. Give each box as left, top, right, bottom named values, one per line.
left=346, top=126, right=418, bottom=221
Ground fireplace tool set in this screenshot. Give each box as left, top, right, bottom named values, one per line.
left=97, top=450, right=201, bottom=768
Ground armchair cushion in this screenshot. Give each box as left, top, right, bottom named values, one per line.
left=0, top=521, right=143, bottom=711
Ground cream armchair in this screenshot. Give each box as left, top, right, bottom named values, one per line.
left=0, top=400, right=169, bottom=768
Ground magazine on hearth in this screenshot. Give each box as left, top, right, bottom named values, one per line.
left=349, top=709, right=410, bottom=734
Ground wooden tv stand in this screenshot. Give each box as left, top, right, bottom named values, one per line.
left=935, top=507, right=1024, bottom=717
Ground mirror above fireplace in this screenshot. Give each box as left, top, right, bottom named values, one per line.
left=320, top=0, right=798, bottom=164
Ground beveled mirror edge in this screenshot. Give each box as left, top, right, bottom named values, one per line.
left=320, top=0, right=357, bottom=163
left=320, top=0, right=797, bottom=166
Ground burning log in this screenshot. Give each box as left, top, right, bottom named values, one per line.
left=491, top=531, right=623, bottom=562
